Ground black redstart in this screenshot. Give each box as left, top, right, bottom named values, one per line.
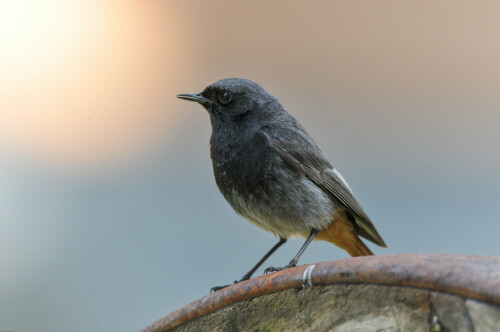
left=177, top=78, right=386, bottom=291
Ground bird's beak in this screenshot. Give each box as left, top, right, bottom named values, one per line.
left=176, top=93, right=214, bottom=105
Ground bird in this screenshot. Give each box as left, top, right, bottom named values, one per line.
left=177, top=78, right=386, bottom=291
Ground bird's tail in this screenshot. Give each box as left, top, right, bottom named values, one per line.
left=316, top=211, right=374, bottom=257
left=350, top=236, right=374, bottom=256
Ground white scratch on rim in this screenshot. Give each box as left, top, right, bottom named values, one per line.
left=302, top=264, right=316, bottom=288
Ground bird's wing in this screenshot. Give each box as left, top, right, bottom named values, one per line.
left=262, top=125, right=386, bottom=247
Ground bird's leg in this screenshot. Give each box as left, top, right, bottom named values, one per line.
left=210, top=237, right=287, bottom=293
left=264, top=230, right=318, bottom=274
left=238, top=237, right=287, bottom=281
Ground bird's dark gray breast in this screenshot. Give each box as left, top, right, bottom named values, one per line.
left=211, top=131, right=275, bottom=203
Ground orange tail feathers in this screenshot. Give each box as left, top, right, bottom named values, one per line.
left=350, top=236, right=373, bottom=256
left=316, top=212, right=374, bottom=257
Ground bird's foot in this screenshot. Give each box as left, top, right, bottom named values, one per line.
left=210, top=280, right=239, bottom=293
left=264, top=263, right=296, bottom=274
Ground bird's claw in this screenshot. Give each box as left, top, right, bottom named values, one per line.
left=210, top=285, right=228, bottom=293
left=264, top=266, right=282, bottom=274
left=210, top=280, right=240, bottom=293
left=264, top=263, right=296, bottom=274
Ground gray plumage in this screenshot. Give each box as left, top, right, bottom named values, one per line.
left=178, top=78, right=386, bottom=248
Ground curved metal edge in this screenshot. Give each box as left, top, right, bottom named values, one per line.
left=141, top=254, right=500, bottom=332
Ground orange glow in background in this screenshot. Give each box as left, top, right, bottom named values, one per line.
left=0, top=1, right=185, bottom=167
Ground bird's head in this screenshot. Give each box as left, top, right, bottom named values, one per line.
left=177, top=78, right=280, bottom=127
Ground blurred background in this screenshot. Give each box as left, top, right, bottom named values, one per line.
left=1, top=1, right=500, bottom=331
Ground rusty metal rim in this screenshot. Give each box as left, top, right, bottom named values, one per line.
left=142, top=253, right=500, bottom=332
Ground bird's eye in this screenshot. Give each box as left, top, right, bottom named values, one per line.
left=218, top=91, right=232, bottom=104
